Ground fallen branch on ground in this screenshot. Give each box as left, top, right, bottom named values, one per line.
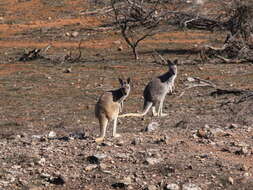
left=210, top=88, right=250, bottom=97
left=19, top=44, right=51, bottom=62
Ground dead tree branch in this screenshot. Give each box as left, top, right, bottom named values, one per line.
left=111, top=0, right=165, bottom=60
left=64, top=40, right=83, bottom=63
left=210, top=88, right=250, bottom=97
left=19, top=44, right=51, bottom=62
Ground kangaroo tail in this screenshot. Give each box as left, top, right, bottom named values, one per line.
left=118, top=102, right=152, bottom=118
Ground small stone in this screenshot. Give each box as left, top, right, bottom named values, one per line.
left=235, top=147, right=250, bottom=155
left=187, top=77, right=195, bottom=82
left=197, top=128, right=208, bottom=138
left=209, top=128, right=225, bottom=137
left=228, top=176, right=234, bottom=185
left=100, top=141, right=113, bottom=146
left=99, top=163, right=107, bottom=170
left=112, top=182, right=126, bottom=188
left=85, top=164, right=97, bottom=171
left=16, top=135, right=22, bottom=138
left=41, top=173, right=51, bottom=179
left=12, top=165, right=21, bottom=169
left=174, top=120, right=188, bottom=129
left=32, top=135, right=43, bottom=139
left=230, top=123, right=239, bottom=129
left=0, top=180, right=9, bottom=187
left=241, top=147, right=249, bottom=155
left=144, top=157, right=163, bottom=165
left=71, top=31, right=79, bottom=37
left=113, top=40, right=121, bottom=45
left=48, top=131, right=56, bottom=139
left=87, top=154, right=107, bottom=164
left=63, top=68, right=72, bottom=73
left=244, top=172, right=251, bottom=177
left=131, top=138, right=141, bottom=145
left=121, top=176, right=132, bottom=185
left=117, top=46, right=123, bottom=51
left=116, top=139, right=124, bottom=146
left=48, top=175, right=65, bottom=185
left=241, top=164, right=249, bottom=171
left=69, top=132, right=86, bottom=140
left=182, top=183, right=201, bottom=190
left=165, top=183, right=180, bottom=190
left=146, top=185, right=157, bottom=190
left=37, top=158, right=46, bottom=166
left=145, top=122, right=160, bottom=132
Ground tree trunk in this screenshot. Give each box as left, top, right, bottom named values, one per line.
left=132, top=45, right=139, bottom=60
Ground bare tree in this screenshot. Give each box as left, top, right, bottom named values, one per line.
left=111, top=0, right=164, bottom=60
left=170, top=0, right=253, bottom=63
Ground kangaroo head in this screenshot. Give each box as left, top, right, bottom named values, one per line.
left=118, top=78, right=131, bottom=97
left=167, top=59, right=178, bottom=74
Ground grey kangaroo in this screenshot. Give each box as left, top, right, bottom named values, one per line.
left=95, top=78, right=131, bottom=142
left=119, top=59, right=177, bottom=118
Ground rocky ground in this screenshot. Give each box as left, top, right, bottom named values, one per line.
left=0, top=0, right=252, bottom=190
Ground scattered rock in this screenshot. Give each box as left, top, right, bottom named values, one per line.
left=145, top=122, right=160, bottom=132
left=121, top=176, right=132, bottom=185
left=209, top=128, right=225, bottom=137
left=111, top=182, right=126, bottom=188
left=100, top=141, right=113, bottom=146
left=187, top=77, right=195, bottom=82
left=144, top=157, right=163, bottom=165
left=196, top=128, right=208, bottom=138
left=131, top=137, right=142, bottom=145
left=182, top=183, right=201, bottom=190
left=48, top=175, right=65, bottom=185
left=31, top=135, right=43, bottom=139
left=85, top=164, right=97, bottom=171
left=71, top=31, right=79, bottom=37
left=0, top=180, right=9, bottom=187
left=69, top=132, right=86, bottom=140
left=243, top=172, right=251, bottom=177
left=116, top=153, right=129, bottom=159
left=48, top=131, right=56, bottom=139
left=116, top=139, right=124, bottom=146
left=145, top=185, right=157, bottom=190
left=239, top=164, right=249, bottom=171
left=87, top=154, right=107, bottom=164
left=37, top=157, right=46, bottom=166
left=174, top=120, right=188, bottom=129
left=99, top=163, right=107, bottom=170
left=63, top=68, right=72, bottom=73
left=228, top=176, right=234, bottom=185
left=155, top=135, right=170, bottom=144
left=165, top=183, right=180, bottom=190
left=117, top=46, right=123, bottom=51
left=230, top=123, right=239, bottom=129
left=241, top=146, right=250, bottom=155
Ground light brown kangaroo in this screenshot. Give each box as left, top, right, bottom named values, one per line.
left=95, top=78, right=131, bottom=142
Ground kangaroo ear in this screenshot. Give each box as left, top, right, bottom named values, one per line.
left=173, top=59, right=178, bottom=65
left=118, top=78, right=124, bottom=86
left=167, top=59, right=173, bottom=65
left=127, top=77, right=131, bottom=84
